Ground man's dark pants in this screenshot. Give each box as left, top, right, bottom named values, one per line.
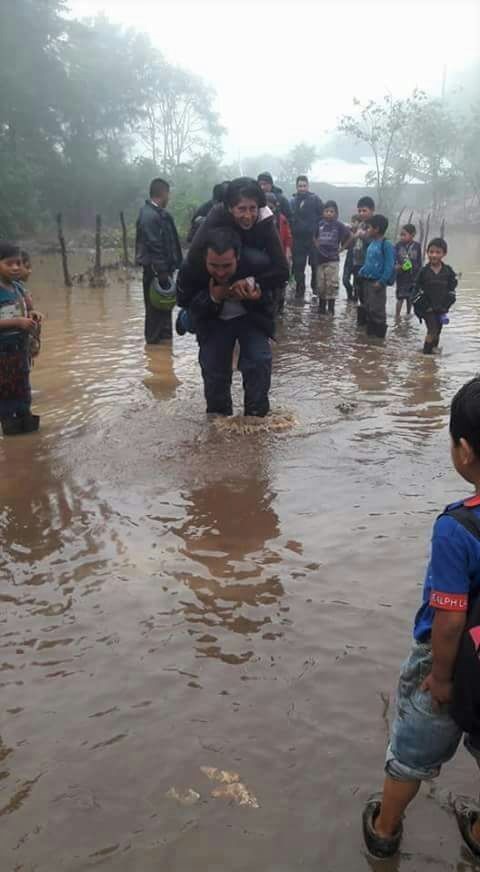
left=198, top=316, right=272, bottom=417
left=142, top=266, right=173, bottom=344
left=292, top=236, right=316, bottom=293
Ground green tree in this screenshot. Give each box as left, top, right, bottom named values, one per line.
left=278, top=142, right=317, bottom=191
left=338, top=94, right=423, bottom=211
left=138, top=62, right=224, bottom=173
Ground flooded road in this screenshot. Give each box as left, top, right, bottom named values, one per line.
left=1, top=234, right=480, bottom=871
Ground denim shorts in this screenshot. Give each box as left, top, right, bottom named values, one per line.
left=385, top=643, right=480, bottom=781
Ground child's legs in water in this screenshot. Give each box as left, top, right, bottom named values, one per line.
left=316, top=263, right=328, bottom=299
left=324, top=261, right=339, bottom=300
left=424, top=312, right=441, bottom=346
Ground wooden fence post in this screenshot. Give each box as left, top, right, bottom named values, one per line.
left=422, top=213, right=431, bottom=260
left=56, top=213, right=72, bottom=287
left=94, top=214, right=102, bottom=275
left=120, top=211, right=131, bottom=266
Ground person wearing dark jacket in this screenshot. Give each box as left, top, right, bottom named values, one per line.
left=177, top=178, right=289, bottom=416
left=414, top=237, right=457, bottom=354
left=290, top=175, right=323, bottom=295
left=186, top=181, right=230, bottom=244
left=135, top=177, right=182, bottom=344
left=257, top=172, right=292, bottom=225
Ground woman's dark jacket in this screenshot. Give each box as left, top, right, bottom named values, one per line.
left=177, top=204, right=289, bottom=338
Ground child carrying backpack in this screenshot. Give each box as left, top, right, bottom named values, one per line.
left=357, top=214, right=395, bottom=338
left=363, top=376, right=480, bottom=861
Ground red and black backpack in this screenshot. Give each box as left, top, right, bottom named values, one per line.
left=442, top=498, right=480, bottom=734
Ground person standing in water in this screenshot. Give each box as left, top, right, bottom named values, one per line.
left=413, top=238, right=457, bottom=354
left=290, top=175, right=323, bottom=297
left=314, top=200, right=352, bottom=315
left=135, top=178, right=182, bottom=344
left=363, top=377, right=480, bottom=861
left=0, top=242, right=41, bottom=436
left=352, top=195, right=375, bottom=312
left=394, top=224, right=422, bottom=318
left=177, top=178, right=288, bottom=416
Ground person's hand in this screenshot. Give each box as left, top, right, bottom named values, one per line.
left=248, top=284, right=262, bottom=301
left=209, top=277, right=228, bottom=303
left=373, top=281, right=383, bottom=290
left=420, top=673, right=453, bottom=706
left=14, top=317, right=37, bottom=333
left=31, top=310, right=43, bottom=323
left=229, top=279, right=262, bottom=301
left=229, top=279, right=253, bottom=300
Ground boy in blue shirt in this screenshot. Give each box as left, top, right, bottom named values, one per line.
left=358, top=214, right=394, bottom=338
left=363, top=376, right=480, bottom=860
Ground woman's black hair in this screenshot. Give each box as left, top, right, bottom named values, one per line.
left=203, top=228, right=242, bottom=259
left=0, top=242, right=20, bottom=261
left=402, top=223, right=416, bottom=236
left=324, top=200, right=338, bottom=213
left=224, top=177, right=266, bottom=209
left=427, top=237, right=447, bottom=254
left=450, top=376, right=480, bottom=458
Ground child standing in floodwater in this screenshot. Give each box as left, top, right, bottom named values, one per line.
left=363, top=377, right=480, bottom=861
left=0, top=242, right=40, bottom=435
left=394, top=224, right=422, bottom=317
left=413, top=237, right=457, bottom=355
left=314, top=200, right=352, bottom=316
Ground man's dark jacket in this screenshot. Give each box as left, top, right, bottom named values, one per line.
left=177, top=204, right=289, bottom=339
left=290, top=191, right=323, bottom=240
left=135, top=201, right=182, bottom=274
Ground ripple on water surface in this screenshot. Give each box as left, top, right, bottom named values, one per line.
left=1, top=240, right=480, bottom=870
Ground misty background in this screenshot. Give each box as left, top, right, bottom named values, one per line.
left=1, top=0, right=479, bottom=239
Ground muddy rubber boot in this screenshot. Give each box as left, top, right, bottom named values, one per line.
left=318, top=298, right=327, bottom=314
left=327, top=299, right=335, bottom=315
left=21, top=413, right=40, bottom=433
left=423, top=340, right=434, bottom=355
left=374, top=322, right=387, bottom=339
left=357, top=305, right=367, bottom=327
left=1, top=416, right=25, bottom=436
left=295, top=281, right=305, bottom=298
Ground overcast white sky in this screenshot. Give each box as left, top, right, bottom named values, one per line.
left=68, top=0, right=479, bottom=180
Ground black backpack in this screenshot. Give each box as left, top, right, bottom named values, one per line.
left=442, top=504, right=480, bottom=734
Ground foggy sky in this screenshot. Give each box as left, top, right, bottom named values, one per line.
left=69, top=0, right=480, bottom=176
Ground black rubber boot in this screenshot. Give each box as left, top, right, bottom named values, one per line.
left=357, top=305, right=367, bottom=326
left=318, top=299, right=327, bottom=314
left=423, top=340, right=434, bottom=355
left=295, top=281, right=305, bottom=297
left=327, top=299, right=335, bottom=315
left=1, top=416, right=25, bottom=436
left=22, top=413, right=40, bottom=433
left=374, top=322, right=387, bottom=339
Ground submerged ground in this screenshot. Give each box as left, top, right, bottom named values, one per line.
left=1, top=234, right=480, bottom=871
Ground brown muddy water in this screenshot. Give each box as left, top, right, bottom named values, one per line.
left=1, top=234, right=480, bottom=872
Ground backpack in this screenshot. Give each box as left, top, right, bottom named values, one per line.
left=149, top=272, right=177, bottom=311
left=440, top=502, right=480, bottom=734
left=381, top=240, right=396, bottom=286
left=412, top=287, right=430, bottom=320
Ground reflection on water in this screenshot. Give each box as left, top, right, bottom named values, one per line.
left=1, top=234, right=480, bottom=871
left=174, top=475, right=283, bottom=661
